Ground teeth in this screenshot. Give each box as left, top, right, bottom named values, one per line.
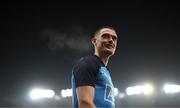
left=103, top=44, right=114, bottom=49
left=107, top=45, right=113, bottom=49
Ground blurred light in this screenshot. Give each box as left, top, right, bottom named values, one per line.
left=44, top=89, right=55, bottom=98
left=126, top=87, right=134, bottom=95
left=61, top=89, right=66, bottom=98
left=126, top=84, right=154, bottom=95
left=164, top=84, right=180, bottom=94
left=54, top=95, right=61, bottom=100
left=143, top=84, right=154, bottom=95
left=114, top=88, right=119, bottom=97
left=30, top=89, right=42, bottom=100
left=119, top=93, right=125, bottom=99
left=30, top=88, right=55, bottom=100
left=66, top=89, right=72, bottom=97
left=61, top=89, right=72, bottom=98
left=134, top=85, right=143, bottom=95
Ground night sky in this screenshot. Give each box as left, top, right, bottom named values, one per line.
left=0, top=1, right=180, bottom=107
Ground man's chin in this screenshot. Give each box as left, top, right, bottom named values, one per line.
left=104, top=50, right=115, bottom=56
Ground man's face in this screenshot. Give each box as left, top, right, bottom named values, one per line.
left=93, top=28, right=118, bottom=56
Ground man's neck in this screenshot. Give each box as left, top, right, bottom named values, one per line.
left=94, top=52, right=110, bottom=66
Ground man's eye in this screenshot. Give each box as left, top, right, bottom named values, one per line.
left=112, top=36, right=117, bottom=41
left=102, top=34, right=110, bottom=38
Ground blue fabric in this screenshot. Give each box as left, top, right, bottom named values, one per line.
left=93, top=66, right=115, bottom=108
left=72, top=55, right=115, bottom=108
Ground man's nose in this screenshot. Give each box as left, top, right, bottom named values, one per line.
left=108, top=37, right=114, bottom=44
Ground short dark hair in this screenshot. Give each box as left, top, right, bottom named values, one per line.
left=94, top=26, right=117, bottom=37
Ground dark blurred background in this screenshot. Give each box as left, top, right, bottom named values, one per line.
left=0, top=1, right=180, bottom=107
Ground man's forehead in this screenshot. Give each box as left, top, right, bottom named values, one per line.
left=99, top=28, right=117, bottom=37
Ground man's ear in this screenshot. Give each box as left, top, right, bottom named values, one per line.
left=91, top=37, right=96, bottom=45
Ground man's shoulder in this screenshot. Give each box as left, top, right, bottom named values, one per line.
left=78, top=54, right=98, bottom=63
left=74, top=54, right=100, bottom=67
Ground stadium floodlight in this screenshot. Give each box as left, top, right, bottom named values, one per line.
left=43, top=89, right=55, bottom=98
left=119, top=93, right=125, bottom=99
left=163, top=84, right=180, bottom=94
left=126, top=84, right=154, bottom=95
left=114, top=88, right=119, bottom=97
left=30, top=89, right=42, bottom=100
left=30, top=88, right=55, bottom=100
left=143, top=84, right=154, bottom=95
left=61, top=89, right=72, bottom=98
left=126, top=86, right=143, bottom=95
left=61, top=89, right=67, bottom=98
left=66, top=89, right=72, bottom=97
left=126, top=87, right=135, bottom=95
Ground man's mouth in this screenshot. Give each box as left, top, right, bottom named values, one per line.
left=104, top=44, right=114, bottom=49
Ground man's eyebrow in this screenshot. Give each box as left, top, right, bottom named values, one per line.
left=101, top=32, right=117, bottom=35
left=101, top=33, right=117, bottom=37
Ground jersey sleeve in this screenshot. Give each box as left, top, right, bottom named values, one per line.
left=73, top=57, right=99, bottom=88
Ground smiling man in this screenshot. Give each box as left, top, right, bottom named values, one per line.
left=72, top=26, right=118, bottom=108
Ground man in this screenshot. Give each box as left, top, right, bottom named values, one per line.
left=72, top=26, right=118, bottom=108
